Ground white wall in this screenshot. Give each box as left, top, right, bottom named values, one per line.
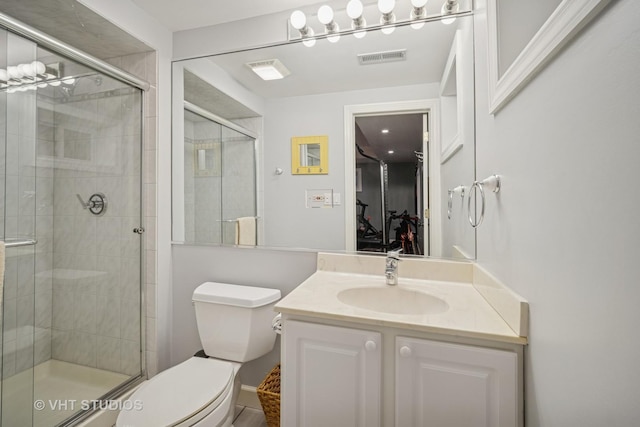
left=263, top=83, right=439, bottom=250
left=474, top=0, right=640, bottom=425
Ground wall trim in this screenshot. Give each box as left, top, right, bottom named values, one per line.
left=487, top=0, right=611, bottom=114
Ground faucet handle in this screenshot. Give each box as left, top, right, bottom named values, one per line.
left=387, top=249, right=402, bottom=260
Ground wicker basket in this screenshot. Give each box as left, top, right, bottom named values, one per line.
left=257, top=364, right=281, bottom=427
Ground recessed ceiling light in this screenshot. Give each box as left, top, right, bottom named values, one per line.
left=246, top=59, right=291, bottom=81
left=381, top=129, right=389, bottom=134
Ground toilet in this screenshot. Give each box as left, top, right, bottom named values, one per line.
left=116, top=282, right=281, bottom=427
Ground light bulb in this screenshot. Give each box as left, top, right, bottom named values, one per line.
left=410, top=0, right=427, bottom=29
left=318, top=5, right=334, bottom=25
left=7, top=66, right=23, bottom=79
left=62, top=78, right=76, bottom=85
left=347, top=0, right=364, bottom=19
left=354, top=29, right=367, bottom=38
left=49, top=80, right=61, bottom=87
left=302, top=27, right=316, bottom=47
left=378, top=0, right=395, bottom=14
left=290, top=10, right=307, bottom=30
left=328, top=24, right=340, bottom=43
left=31, top=61, right=46, bottom=75
left=381, top=25, right=396, bottom=35
left=441, top=1, right=459, bottom=25
left=19, top=63, right=35, bottom=77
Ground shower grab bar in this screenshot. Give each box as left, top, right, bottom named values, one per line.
left=2, top=238, right=37, bottom=248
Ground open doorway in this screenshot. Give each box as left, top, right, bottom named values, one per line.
left=355, top=113, right=427, bottom=255
left=344, top=100, right=442, bottom=257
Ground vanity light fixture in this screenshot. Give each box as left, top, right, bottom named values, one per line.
left=0, top=61, right=64, bottom=93
left=347, top=0, right=367, bottom=39
left=289, top=0, right=466, bottom=44
left=246, top=59, right=291, bottom=81
left=410, top=0, right=428, bottom=29
left=290, top=10, right=316, bottom=47
left=378, top=0, right=396, bottom=35
left=441, top=0, right=459, bottom=25
left=318, top=5, right=341, bottom=43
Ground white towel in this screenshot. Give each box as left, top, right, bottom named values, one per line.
left=235, top=217, right=256, bottom=246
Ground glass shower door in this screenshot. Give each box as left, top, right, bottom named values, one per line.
left=183, top=107, right=257, bottom=246
left=0, top=26, right=145, bottom=426
left=1, top=27, right=39, bottom=427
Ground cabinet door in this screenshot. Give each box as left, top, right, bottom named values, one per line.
left=282, top=320, right=381, bottom=427
left=396, top=336, right=518, bottom=427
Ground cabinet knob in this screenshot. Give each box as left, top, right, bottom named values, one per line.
left=399, top=346, right=412, bottom=357
left=365, top=340, right=377, bottom=351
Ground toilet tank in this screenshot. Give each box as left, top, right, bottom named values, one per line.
left=192, top=282, right=281, bottom=362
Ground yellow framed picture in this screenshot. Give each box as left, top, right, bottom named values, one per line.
left=291, top=135, right=328, bottom=175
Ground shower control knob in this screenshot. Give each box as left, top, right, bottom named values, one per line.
left=133, top=227, right=145, bottom=234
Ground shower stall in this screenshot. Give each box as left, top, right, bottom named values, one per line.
left=0, top=18, right=146, bottom=427
left=182, top=102, right=258, bottom=246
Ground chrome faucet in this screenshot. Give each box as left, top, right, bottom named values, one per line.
left=385, top=250, right=401, bottom=286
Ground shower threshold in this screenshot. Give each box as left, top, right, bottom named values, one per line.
left=2, top=359, right=129, bottom=427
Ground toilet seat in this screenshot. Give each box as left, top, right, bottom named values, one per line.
left=117, top=357, right=234, bottom=427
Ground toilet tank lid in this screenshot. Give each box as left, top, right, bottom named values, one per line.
left=193, top=282, right=281, bottom=307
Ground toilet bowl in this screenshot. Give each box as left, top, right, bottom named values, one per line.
left=116, top=282, right=281, bottom=427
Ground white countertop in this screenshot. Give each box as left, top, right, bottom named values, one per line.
left=275, top=255, right=528, bottom=345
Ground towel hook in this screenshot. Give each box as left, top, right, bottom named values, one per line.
left=468, top=175, right=501, bottom=228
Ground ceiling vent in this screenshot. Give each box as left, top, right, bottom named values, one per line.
left=358, top=49, right=407, bottom=65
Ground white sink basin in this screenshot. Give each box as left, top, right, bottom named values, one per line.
left=337, top=286, right=449, bottom=315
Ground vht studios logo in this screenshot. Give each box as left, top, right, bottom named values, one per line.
left=34, top=399, right=143, bottom=411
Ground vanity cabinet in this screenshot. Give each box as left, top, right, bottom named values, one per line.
left=281, top=320, right=382, bottom=427
left=281, top=319, right=522, bottom=427
left=396, top=336, right=518, bottom=427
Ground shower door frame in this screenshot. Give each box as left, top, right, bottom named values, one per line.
left=0, top=10, right=150, bottom=426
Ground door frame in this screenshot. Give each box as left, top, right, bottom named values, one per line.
left=344, top=99, right=442, bottom=256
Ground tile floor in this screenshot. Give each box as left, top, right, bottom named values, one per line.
left=233, top=405, right=269, bottom=427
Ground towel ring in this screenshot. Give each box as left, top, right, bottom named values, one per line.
left=468, top=175, right=501, bottom=228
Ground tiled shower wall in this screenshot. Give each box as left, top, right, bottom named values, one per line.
left=1, top=50, right=158, bottom=380
left=183, top=116, right=260, bottom=245
left=48, top=81, right=143, bottom=375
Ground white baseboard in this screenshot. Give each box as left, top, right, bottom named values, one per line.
left=238, top=385, right=262, bottom=409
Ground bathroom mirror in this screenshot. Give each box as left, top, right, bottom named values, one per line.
left=172, top=7, right=476, bottom=259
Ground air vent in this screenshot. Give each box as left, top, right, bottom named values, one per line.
left=358, top=49, right=407, bottom=65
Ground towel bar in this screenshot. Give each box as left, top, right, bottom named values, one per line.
left=2, top=238, right=37, bottom=248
